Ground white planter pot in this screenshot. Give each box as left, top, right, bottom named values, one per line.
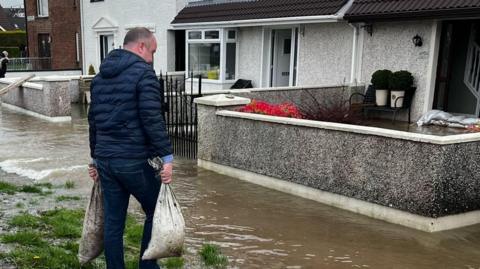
left=390, top=90, right=405, bottom=108
left=375, top=89, right=389, bottom=106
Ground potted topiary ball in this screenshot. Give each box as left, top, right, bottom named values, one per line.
left=371, top=69, right=392, bottom=106
left=88, top=64, right=96, bottom=75
left=389, top=70, right=414, bottom=108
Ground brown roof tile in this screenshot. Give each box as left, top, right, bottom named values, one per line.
left=0, top=4, right=15, bottom=30
left=345, top=0, right=480, bottom=21
left=172, top=0, right=348, bottom=24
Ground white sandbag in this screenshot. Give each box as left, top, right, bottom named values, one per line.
left=417, top=110, right=480, bottom=128
left=448, top=115, right=467, bottom=124
left=142, top=184, right=185, bottom=260
left=459, top=117, right=480, bottom=125
left=78, top=180, right=104, bottom=265
left=417, top=110, right=451, bottom=126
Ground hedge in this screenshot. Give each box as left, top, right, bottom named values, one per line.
left=0, top=31, right=27, bottom=47
left=0, top=47, right=21, bottom=58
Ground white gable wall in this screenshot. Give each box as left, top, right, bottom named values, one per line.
left=81, top=0, right=186, bottom=74
left=237, top=27, right=263, bottom=88
left=360, top=20, right=436, bottom=121
left=297, top=23, right=354, bottom=86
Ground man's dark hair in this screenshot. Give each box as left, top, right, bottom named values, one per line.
left=123, top=27, right=153, bottom=46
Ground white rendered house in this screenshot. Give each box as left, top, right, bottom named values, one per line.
left=80, top=0, right=187, bottom=74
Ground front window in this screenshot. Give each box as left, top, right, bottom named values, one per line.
left=205, top=30, right=219, bottom=39
left=186, top=29, right=237, bottom=81
left=188, top=31, right=201, bottom=40
left=37, top=0, right=48, bottom=17
left=225, top=43, right=236, bottom=80
left=189, top=43, right=220, bottom=80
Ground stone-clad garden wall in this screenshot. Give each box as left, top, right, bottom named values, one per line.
left=0, top=78, right=70, bottom=119
left=195, top=93, right=480, bottom=232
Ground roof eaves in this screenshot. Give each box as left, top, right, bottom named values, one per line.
left=345, top=6, right=480, bottom=22
left=171, top=14, right=341, bottom=29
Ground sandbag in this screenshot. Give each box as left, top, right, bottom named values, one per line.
left=78, top=180, right=104, bottom=265
left=417, top=110, right=480, bottom=128
left=142, top=184, right=185, bottom=260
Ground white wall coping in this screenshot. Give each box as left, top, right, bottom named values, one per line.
left=188, top=84, right=355, bottom=96
left=163, top=71, right=185, bottom=76
left=0, top=78, right=44, bottom=90
left=216, top=110, right=480, bottom=145
left=247, top=84, right=352, bottom=92
left=3, top=75, right=96, bottom=82
left=1, top=103, right=71, bottom=122
left=194, top=94, right=251, bottom=107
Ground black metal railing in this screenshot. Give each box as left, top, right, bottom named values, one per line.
left=160, top=72, right=202, bottom=159
left=8, top=57, right=52, bottom=71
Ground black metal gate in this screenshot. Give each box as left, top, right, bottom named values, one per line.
left=160, top=72, right=202, bottom=159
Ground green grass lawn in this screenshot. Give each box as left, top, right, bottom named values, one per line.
left=0, top=179, right=228, bottom=269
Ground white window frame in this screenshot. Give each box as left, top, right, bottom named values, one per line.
left=37, top=0, right=49, bottom=17
left=224, top=30, right=238, bottom=81
left=185, top=28, right=238, bottom=84
left=260, top=26, right=299, bottom=88
left=75, top=32, right=80, bottom=63
left=95, top=31, right=117, bottom=68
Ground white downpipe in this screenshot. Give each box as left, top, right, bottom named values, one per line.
left=424, top=20, right=442, bottom=115
left=80, top=0, right=86, bottom=74
left=349, top=23, right=360, bottom=85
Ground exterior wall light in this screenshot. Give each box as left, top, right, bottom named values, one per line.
left=362, top=23, right=373, bottom=36
left=412, top=34, right=423, bottom=47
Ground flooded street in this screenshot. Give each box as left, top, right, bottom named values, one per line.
left=1, top=105, right=480, bottom=268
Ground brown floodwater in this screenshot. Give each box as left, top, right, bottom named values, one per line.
left=1, top=105, right=480, bottom=268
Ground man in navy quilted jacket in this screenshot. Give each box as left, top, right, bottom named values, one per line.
left=87, top=27, right=173, bottom=269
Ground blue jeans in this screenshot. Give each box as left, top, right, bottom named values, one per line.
left=96, top=158, right=161, bottom=269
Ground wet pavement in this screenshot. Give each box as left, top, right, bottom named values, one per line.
left=1, top=104, right=480, bottom=268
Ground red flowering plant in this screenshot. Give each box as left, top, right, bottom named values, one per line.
left=467, top=123, right=480, bottom=132
left=237, top=100, right=303, bottom=119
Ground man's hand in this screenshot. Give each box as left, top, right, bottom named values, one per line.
left=88, top=165, right=99, bottom=181
left=160, top=163, right=173, bottom=184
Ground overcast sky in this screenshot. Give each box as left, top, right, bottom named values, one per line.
left=0, top=0, right=23, bottom=8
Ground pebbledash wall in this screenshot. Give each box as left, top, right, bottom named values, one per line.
left=297, top=23, right=354, bottom=86
left=0, top=75, right=94, bottom=121
left=233, top=22, right=354, bottom=89
left=194, top=91, right=480, bottom=233
left=236, top=27, right=263, bottom=88
left=360, top=20, right=437, bottom=122
left=297, top=20, right=437, bottom=122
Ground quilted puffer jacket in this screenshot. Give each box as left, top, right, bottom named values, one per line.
left=88, top=49, right=172, bottom=159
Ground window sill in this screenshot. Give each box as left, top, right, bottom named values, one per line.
left=187, top=78, right=236, bottom=84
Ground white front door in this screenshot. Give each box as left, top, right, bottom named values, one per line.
left=271, top=29, right=292, bottom=87
left=464, top=23, right=480, bottom=116
left=100, top=34, right=114, bottom=63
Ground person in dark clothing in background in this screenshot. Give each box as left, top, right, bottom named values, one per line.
left=87, top=27, right=173, bottom=269
left=0, top=51, right=9, bottom=78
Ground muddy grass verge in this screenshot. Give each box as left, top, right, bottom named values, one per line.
left=0, top=179, right=228, bottom=269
